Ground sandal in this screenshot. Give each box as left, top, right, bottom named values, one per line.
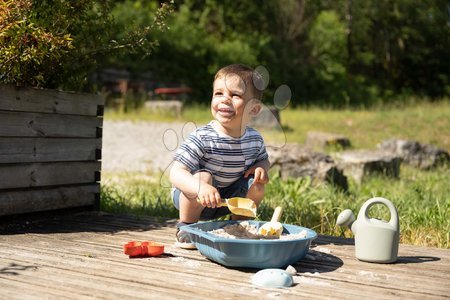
left=175, top=228, right=197, bottom=250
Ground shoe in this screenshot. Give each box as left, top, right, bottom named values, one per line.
left=175, top=228, right=197, bottom=250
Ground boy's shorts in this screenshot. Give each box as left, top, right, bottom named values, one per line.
left=172, top=174, right=255, bottom=220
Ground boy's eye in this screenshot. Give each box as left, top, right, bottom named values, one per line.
left=214, top=92, right=223, bottom=96
left=232, top=93, right=242, bottom=98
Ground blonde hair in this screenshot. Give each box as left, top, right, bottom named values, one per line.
left=214, top=64, right=264, bottom=101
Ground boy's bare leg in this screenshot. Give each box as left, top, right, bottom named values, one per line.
left=179, top=171, right=213, bottom=224
left=231, top=182, right=265, bottom=220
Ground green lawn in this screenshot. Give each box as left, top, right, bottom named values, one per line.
left=102, top=100, right=450, bottom=248
left=278, top=101, right=450, bottom=151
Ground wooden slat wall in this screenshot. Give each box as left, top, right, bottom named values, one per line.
left=0, top=84, right=104, bottom=216
left=0, top=138, right=101, bottom=163
left=0, top=111, right=102, bottom=138
left=0, top=85, right=104, bottom=116
left=0, top=185, right=100, bottom=215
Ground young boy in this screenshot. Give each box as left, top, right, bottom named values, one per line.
left=169, top=64, right=270, bottom=248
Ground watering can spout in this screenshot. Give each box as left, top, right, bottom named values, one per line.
left=336, top=209, right=356, bottom=232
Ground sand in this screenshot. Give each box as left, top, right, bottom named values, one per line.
left=208, top=221, right=308, bottom=240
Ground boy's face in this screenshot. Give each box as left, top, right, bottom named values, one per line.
left=211, top=74, right=260, bottom=135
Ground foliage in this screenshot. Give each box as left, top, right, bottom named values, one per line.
left=110, top=0, right=270, bottom=100
left=0, top=0, right=173, bottom=90
left=107, top=0, right=449, bottom=107
left=308, top=10, right=349, bottom=106
left=101, top=163, right=449, bottom=248
left=101, top=182, right=177, bottom=219
left=346, top=0, right=450, bottom=99
left=0, top=0, right=73, bottom=87
left=2, top=0, right=447, bottom=104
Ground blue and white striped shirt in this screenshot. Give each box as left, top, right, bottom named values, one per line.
left=174, top=122, right=268, bottom=188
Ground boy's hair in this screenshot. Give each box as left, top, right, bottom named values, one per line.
left=214, top=64, right=264, bottom=101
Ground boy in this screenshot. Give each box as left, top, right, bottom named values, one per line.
left=169, top=64, right=270, bottom=248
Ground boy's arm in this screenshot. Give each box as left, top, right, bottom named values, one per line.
left=244, top=158, right=270, bottom=184
left=169, top=161, right=221, bottom=206
left=252, top=158, right=270, bottom=172
left=169, top=161, right=202, bottom=199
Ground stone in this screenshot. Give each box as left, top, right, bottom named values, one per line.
left=334, top=150, right=402, bottom=184
left=378, top=139, right=450, bottom=169
left=268, top=144, right=348, bottom=190
left=305, top=131, right=351, bottom=150
left=144, top=100, right=183, bottom=117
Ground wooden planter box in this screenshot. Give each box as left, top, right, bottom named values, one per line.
left=0, top=84, right=104, bottom=217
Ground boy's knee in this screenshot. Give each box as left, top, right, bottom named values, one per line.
left=249, top=182, right=265, bottom=199
left=251, top=182, right=265, bottom=192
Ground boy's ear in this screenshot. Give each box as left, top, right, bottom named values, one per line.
left=249, top=100, right=262, bottom=116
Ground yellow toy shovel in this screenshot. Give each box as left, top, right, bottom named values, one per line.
left=221, top=197, right=257, bottom=218
left=198, top=197, right=257, bottom=218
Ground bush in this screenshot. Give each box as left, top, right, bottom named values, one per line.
left=0, top=0, right=173, bottom=90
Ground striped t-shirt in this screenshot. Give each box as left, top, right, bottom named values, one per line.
left=174, top=121, right=268, bottom=188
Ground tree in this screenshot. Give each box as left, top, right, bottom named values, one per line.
left=345, top=0, right=449, bottom=99
left=108, top=0, right=274, bottom=102
left=309, top=10, right=349, bottom=106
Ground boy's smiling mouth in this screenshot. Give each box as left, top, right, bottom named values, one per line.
left=217, top=107, right=235, bottom=117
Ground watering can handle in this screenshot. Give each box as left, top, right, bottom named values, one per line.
left=357, top=197, right=399, bottom=229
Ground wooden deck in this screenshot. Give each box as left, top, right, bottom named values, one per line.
left=0, top=212, right=448, bottom=299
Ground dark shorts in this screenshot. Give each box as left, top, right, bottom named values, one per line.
left=172, top=175, right=254, bottom=220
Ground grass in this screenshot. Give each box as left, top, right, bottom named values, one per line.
left=278, top=100, right=450, bottom=151
left=102, top=100, right=450, bottom=248
left=104, top=103, right=212, bottom=124
left=101, top=171, right=178, bottom=219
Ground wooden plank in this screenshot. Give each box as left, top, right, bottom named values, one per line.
left=0, top=84, right=104, bottom=116
left=0, top=137, right=101, bottom=163
left=0, top=213, right=448, bottom=299
left=0, top=184, right=99, bottom=216
left=23, top=230, right=450, bottom=293
left=0, top=259, right=176, bottom=300
left=0, top=278, right=72, bottom=299
left=0, top=246, right=324, bottom=299
left=58, top=228, right=450, bottom=285
left=0, top=111, right=102, bottom=138
left=0, top=256, right=248, bottom=300
left=0, top=161, right=100, bottom=189
left=0, top=238, right=441, bottom=300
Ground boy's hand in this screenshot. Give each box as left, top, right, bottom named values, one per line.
left=244, top=166, right=269, bottom=184
left=197, top=182, right=222, bottom=208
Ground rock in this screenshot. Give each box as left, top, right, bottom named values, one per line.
left=305, top=131, right=351, bottom=150
left=285, top=265, right=297, bottom=276
left=268, top=144, right=348, bottom=190
left=249, top=105, right=281, bottom=129
left=335, top=150, right=402, bottom=184
left=144, top=100, right=183, bottom=117
left=378, top=139, right=450, bottom=169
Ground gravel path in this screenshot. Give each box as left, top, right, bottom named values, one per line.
left=102, top=120, right=201, bottom=173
